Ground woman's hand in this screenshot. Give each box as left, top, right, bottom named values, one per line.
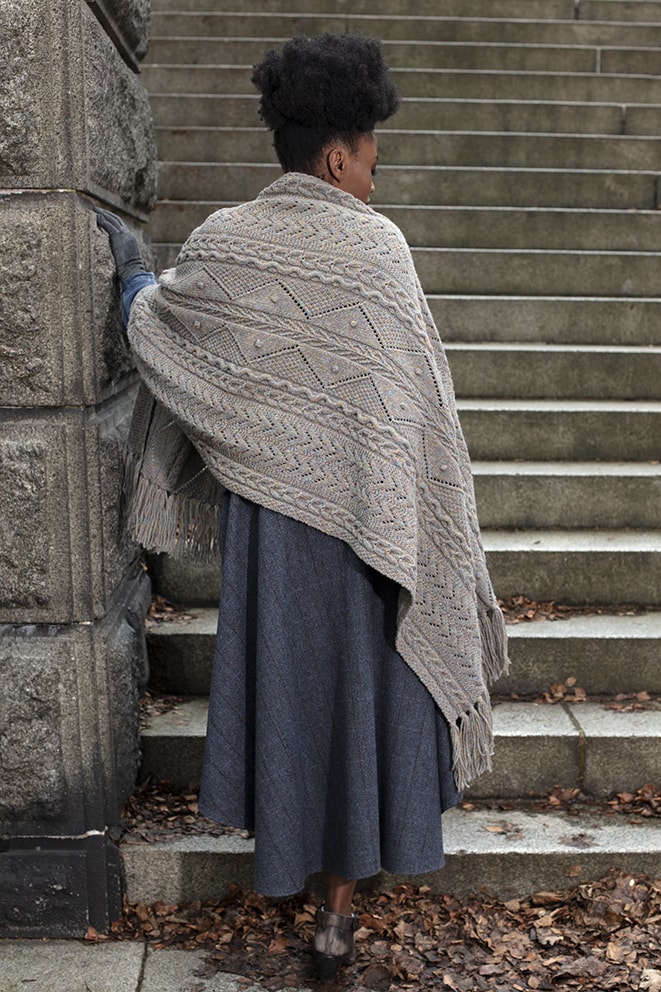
left=94, top=207, right=147, bottom=283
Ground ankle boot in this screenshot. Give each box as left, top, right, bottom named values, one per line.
left=313, top=904, right=359, bottom=983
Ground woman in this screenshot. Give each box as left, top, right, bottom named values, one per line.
left=98, top=33, right=508, bottom=983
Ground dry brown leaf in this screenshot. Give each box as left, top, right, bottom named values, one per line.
left=560, top=833, right=597, bottom=849
left=104, top=869, right=661, bottom=991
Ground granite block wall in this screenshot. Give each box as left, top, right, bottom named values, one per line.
left=0, top=0, right=156, bottom=213
left=0, top=0, right=156, bottom=936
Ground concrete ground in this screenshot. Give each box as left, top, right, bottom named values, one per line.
left=0, top=941, right=312, bottom=992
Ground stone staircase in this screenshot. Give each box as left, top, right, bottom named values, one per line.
left=121, top=0, right=661, bottom=903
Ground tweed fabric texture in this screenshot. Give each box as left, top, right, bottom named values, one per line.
left=199, top=490, right=461, bottom=896
left=126, top=172, right=508, bottom=789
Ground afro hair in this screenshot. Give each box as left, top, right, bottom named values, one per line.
left=251, top=33, right=400, bottom=173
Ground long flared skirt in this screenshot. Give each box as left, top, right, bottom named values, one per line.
left=198, top=490, right=461, bottom=897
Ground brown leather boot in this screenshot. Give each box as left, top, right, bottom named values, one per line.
left=313, top=904, right=359, bottom=983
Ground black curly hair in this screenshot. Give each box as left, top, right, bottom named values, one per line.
left=251, top=33, right=400, bottom=173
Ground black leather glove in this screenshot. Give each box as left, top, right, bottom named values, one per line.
left=94, top=207, right=147, bottom=283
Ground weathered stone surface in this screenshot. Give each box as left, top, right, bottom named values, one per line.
left=0, top=650, right=68, bottom=822
left=0, top=571, right=150, bottom=835
left=0, top=0, right=157, bottom=213
left=0, top=191, right=149, bottom=407
left=103, top=572, right=152, bottom=805
left=0, top=388, right=140, bottom=623
left=147, top=553, right=222, bottom=607
left=0, top=834, right=123, bottom=937
left=86, top=0, right=151, bottom=65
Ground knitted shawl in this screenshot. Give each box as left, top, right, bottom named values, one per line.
left=126, top=172, right=509, bottom=789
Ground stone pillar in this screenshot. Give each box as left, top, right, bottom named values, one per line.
left=0, top=0, right=157, bottom=936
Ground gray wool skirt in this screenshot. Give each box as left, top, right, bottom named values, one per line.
left=198, top=490, right=461, bottom=897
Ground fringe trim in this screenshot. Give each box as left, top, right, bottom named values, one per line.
left=123, top=456, right=221, bottom=563
left=450, top=690, right=495, bottom=792
left=449, top=606, right=509, bottom=790
left=479, top=600, right=510, bottom=686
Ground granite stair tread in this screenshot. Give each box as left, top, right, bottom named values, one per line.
left=149, top=93, right=661, bottom=135
left=149, top=201, right=661, bottom=251
left=151, top=163, right=661, bottom=209
left=139, top=696, right=661, bottom=801
left=145, top=607, right=661, bottom=698
left=120, top=805, right=661, bottom=903
left=145, top=37, right=661, bottom=75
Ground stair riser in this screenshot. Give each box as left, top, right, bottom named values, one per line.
left=150, top=13, right=661, bottom=48
left=146, top=619, right=661, bottom=697
left=487, top=546, right=661, bottom=605
left=432, top=297, right=661, bottom=347
left=142, top=65, right=661, bottom=105
left=147, top=39, right=605, bottom=73
left=146, top=554, right=221, bottom=610
left=121, top=845, right=255, bottom=906
left=460, top=407, right=661, bottom=460
left=150, top=93, right=630, bottom=136
left=147, top=537, right=661, bottom=611
left=414, top=248, right=661, bottom=296
left=155, top=127, right=661, bottom=173
left=448, top=349, right=661, bottom=399
left=121, top=838, right=661, bottom=904
left=150, top=199, right=661, bottom=253
left=499, top=624, right=661, bottom=696
left=152, top=243, right=661, bottom=294
left=390, top=71, right=661, bottom=104
left=150, top=0, right=661, bottom=21
left=139, top=708, right=661, bottom=798
left=581, top=0, right=661, bottom=18
left=474, top=473, right=661, bottom=528
left=153, top=163, right=659, bottom=212
left=143, top=733, right=592, bottom=797
left=387, top=206, right=661, bottom=252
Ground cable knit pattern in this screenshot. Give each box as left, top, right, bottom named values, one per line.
left=126, top=172, right=508, bottom=789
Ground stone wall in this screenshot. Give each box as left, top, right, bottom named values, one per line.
left=0, top=0, right=156, bottom=937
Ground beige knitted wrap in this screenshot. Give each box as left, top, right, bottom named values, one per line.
left=126, top=172, right=509, bottom=789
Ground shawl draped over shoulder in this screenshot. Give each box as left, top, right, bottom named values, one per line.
left=125, top=171, right=509, bottom=789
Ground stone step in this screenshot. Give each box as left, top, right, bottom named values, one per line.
left=150, top=93, right=652, bottom=136
left=121, top=809, right=661, bottom=907
left=150, top=12, right=661, bottom=48
left=432, top=296, right=661, bottom=346
left=147, top=38, right=659, bottom=75
left=446, top=342, right=661, bottom=399
left=499, top=611, right=661, bottom=695
left=150, top=201, right=661, bottom=253
left=150, top=242, right=661, bottom=294
left=473, top=461, right=661, bottom=528
left=139, top=697, right=661, bottom=798
left=143, top=525, right=661, bottom=606
left=393, top=69, right=661, bottom=103
left=412, top=247, right=661, bottom=296
left=390, top=206, right=661, bottom=251
left=483, top=529, right=661, bottom=605
left=121, top=804, right=661, bottom=903
left=150, top=0, right=661, bottom=22
left=154, top=126, right=661, bottom=172
left=582, top=0, right=661, bottom=20
left=146, top=555, right=222, bottom=609
left=152, top=163, right=660, bottom=210
left=459, top=400, right=661, bottom=460
left=142, top=64, right=661, bottom=105
left=146, top=608, right=661, bottom=698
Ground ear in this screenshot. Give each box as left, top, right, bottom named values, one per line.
left=326, top=145, right=347, bottom=184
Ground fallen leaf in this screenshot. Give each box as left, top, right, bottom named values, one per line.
left=560, top=833, right=596, bottom=849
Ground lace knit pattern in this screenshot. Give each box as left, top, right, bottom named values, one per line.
left=127, top=172, right=509, bottom=789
